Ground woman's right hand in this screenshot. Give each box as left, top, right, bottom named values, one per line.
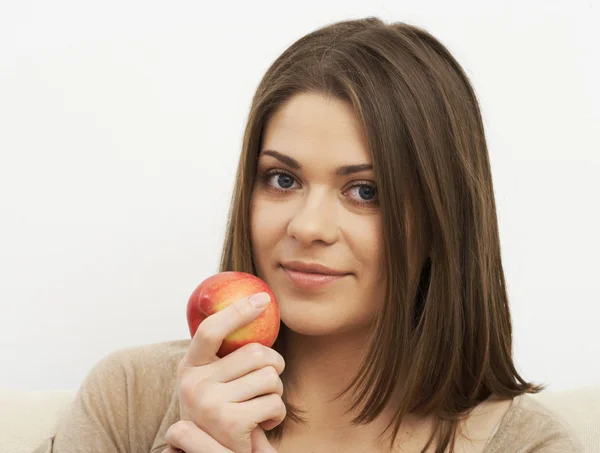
left=175, top=292, right=286, bottom=453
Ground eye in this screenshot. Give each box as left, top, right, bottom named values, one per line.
left=345, top=183, right=378, bottom=205
left=259, top=168, right=378, bottom=207
left=264, top=170, right=299, bottom=190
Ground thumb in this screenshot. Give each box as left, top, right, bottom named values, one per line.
left=251, top=427, right=278, bottom=453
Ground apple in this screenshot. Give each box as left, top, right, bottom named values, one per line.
left=186, top=271, right=280, bottom=357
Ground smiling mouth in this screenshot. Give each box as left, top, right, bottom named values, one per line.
left=280, top=260, right=349, bottom=275
left=280, top=265, right=350, bottom=290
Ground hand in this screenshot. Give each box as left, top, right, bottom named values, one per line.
left=176, top=292, right=286, bottom=453
left=163, top=420, right=277, bottom=453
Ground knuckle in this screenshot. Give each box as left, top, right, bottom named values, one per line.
left=178, top=372, right=195, bottom=400
left=165, top=420, right=193, bottom=444
left=194, top=323, right=219, bottom=346
left=232, top=299, right=251, bottom=319
left=248, top=343, right=267, bottom=361
left=275, top=376, right=284, bottom=396
left=180, top=381, right=198, bottom=409
left=276, top=353, right=286, bottom=373
left=179, top=373, right=212, bottom=410
left=274, top=396, right=287, bottom=418
left=264, top=366, right=279, bottom=384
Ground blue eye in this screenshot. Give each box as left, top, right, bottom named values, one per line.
left=263, top=170, right=298, bottom=190
left=260, top=168, right=378, bottom=207
left=275, top=173, right=294, bottom=189
left=358, top=185, right=376, bottom=200
left=346, top=184, right=378, bottom=205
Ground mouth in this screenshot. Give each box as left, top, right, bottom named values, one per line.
left=280, top=261, right=351, bottom=290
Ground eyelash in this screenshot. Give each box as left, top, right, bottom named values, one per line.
left=260, top=169, right=378, bottom=207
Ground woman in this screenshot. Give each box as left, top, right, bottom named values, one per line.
left=33, top=17, right=583, bottom=453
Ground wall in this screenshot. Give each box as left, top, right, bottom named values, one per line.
left=1, top=0, right=598, bottom=391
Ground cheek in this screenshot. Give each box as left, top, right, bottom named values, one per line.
left=347, top=215, right=385, bottom=305
left=250, top=195, right=286, bottom=260
left=346, top=214, right=383, bottom=269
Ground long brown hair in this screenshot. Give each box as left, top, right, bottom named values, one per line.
left=220, top=16, right=542, bottom=452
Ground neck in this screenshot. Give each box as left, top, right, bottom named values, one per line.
left=281, top=326, right=393, bottom=435
left=277, top=327, right=436, bottom=451
left=285, top=326, right=366, bottom=397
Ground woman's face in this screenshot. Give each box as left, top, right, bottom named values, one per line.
left=250, top=92, right=385, bottom=336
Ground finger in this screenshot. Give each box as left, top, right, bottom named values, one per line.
left=211, top=342, right=285, bottom=382
left=226, top=365, right=283, bottom=402
left=184, top=292, right=271, bottom=367
left=161, top=448, right=181, bottom=453
left=240, top=393, right=287, bottom=430
left=165, top=420, right=234, bottom=453
left=251, top=427, right=278, bottom=453
left=259, top=418, right=283, bottom=432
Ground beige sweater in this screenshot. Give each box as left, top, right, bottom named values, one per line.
left=31, top=340, right=584, bottom=453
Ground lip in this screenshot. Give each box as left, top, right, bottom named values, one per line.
left=281, top=261, right=349, bottom=276
left=280, top=261, right=350, bottom=290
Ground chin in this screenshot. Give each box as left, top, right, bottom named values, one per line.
left=278, top=297, right=366, bottom=337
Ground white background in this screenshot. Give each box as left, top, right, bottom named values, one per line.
left=1, top=0, right=598, bottom=392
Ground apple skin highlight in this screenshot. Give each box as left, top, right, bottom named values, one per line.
left=186, top=271, right=281, bottom=357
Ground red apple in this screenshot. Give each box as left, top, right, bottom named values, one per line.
left=186, top=271, right=280, bottom=357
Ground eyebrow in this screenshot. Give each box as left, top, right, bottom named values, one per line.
left=260, top=149, right=373, bottom=176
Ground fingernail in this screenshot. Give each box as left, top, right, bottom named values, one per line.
left=249, top=292, right=270, bottom=308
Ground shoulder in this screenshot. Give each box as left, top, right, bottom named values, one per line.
left=86, top=339, right=191, bottom=392
left=96, top=339, right=191, bottom=375
left=82, top=340, right=191, bottom=446
left=35, top=340, right=192, bottom=452
left=77, top=339, right=191, bottom=417
left=487, top=394, right=584, bottom=452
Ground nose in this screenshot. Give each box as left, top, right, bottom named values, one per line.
left=286, top=187, right=339, bottom=246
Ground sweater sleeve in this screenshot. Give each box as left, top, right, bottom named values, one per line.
left=526, top=426, right=585, bottom=453
left=486, top=395, right=585, bottom=453
left=31, top=349, right=133, bottom=453
left=30, top=340, right=189, bottom=453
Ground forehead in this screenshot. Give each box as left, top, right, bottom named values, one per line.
left=262, top=92, right=371, bottom=164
